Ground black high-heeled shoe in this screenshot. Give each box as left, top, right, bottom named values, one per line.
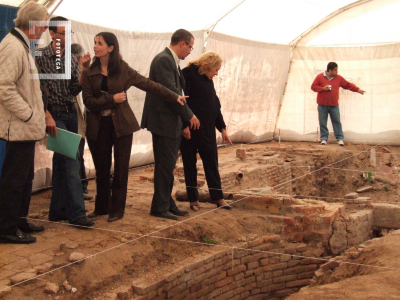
left=216, top=202, right=232, bottom=210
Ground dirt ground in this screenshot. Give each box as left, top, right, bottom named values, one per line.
left=1, top=141, right=400, bottom=299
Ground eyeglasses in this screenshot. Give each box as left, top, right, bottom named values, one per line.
left=56, top=31, right=74, bottom=36
left=185, top=41, right=194, bottom=51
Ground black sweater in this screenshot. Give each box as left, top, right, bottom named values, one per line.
left=182, top=64, right=226, bottom=134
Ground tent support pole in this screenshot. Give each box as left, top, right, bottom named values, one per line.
left=203, top=0, right=246, bottom=52
left=49, top=0, right=64, bottom=17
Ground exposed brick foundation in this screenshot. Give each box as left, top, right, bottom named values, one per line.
left=131, top=235, right=324, bottom=300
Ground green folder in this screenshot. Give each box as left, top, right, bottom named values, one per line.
left=46, top=128, right=82, bottom=160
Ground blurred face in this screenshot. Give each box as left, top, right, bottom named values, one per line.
left=50, top=25, right=66, bottom=48
left=94, top=35, right=113, bottom=59
left=32, top=16, right=48, bottom=40
left=327, top=67, right=338, bottom=78
left=205, top=63, right=221, bottom=80
left=178, top=38, right=194, bottom=60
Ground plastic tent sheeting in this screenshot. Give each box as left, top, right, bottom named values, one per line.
left=276, top=0, right=400, bottom=145
left=31, top=19, right=291, bottom=190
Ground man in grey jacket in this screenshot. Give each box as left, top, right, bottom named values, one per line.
left=141, top=29, right=200, bottom=220
left=0, top=2, right=48, bottom=244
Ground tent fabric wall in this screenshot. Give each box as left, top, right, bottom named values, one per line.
left=30, top=19, right=291, bottom=190
left=276, top=43, right=400, bottom=145
left=201, top=32, right=290, bottom=143
left=295, top=0, right=400, bottom=46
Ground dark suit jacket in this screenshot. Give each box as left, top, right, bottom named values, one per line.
left=82, top=60, right=179, bottom=141
left=141, top=47, right=193, bottom=139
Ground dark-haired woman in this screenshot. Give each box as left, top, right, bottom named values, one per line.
left=82, top=32, right=187, bottom=222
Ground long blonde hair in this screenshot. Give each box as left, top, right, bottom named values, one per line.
left=188, top=51, right=222, bottom=75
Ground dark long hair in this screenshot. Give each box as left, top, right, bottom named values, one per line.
left=90, top=32, right=122, bottom=76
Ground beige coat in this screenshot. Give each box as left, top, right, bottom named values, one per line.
left=0, top=30, right=45, bottom=142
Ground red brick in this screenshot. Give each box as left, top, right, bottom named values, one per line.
left=196, top=284, right=214, bottom=298
left=320, top=261, right=340, bottom=271
left=286, top=279, right=311, bottom=288
left=251, top=288, right=260, bottom=295
left=235, top=278, right=245, bottom=288
left=132, top=278, right=166, bottom=295
left=187, top=273, right=207, bottom=288
left=273, top=288, right=298, bottom=298
left=247, top=261, right=259, bottom=270
left=287, top=233, right=304, bottom=242
left=261, top=283, right=285, bottom=293
left=240, top=291, right=250, bottom=300
left=297, top=271, right=316, bottom=280
left=293, top=205, right=322, bottom=215
left=234, top=287, right=245, bottom=296
left=171, top=289, right=189, bottom=300
left=179, top=270, right=197, bottom=283
left=247, top=239, right=263, bottom=247
left=167, top=283, right=187, bottom=298
left=190, top=279, right=210, bottom=294
left=227, top=265, right=246, bottom=276
left=283, top=265, right=318, bottom=276
left=272, top=270, right=283, bottom=277
left=233, top=249, right=250, bottom=259
left=272, top=275, right=297, bottom=284
left=263, top=235, right=281, bottom=243
left=234, top=273, right=244, bottom=281
left=209, top=272, right=226, bottom=284
left=241, top=253, right=262, bottom=264
left=263, top=262, right=288, bottom=271
left=268, top=256, right=280, bottom=264
left=245, top=276, right=256, bottom=285
left=244, top=282, right=256, bottom=292
left=215, top=277, right=233, bottom=289
left=253, top=243, right=274, bottom=251
left=215, top=256, right=232, bottom=267
left=253, top=267, right=262, bottom=276
left=256, top=279, right=272, bottom=288
left=280, top=254, right=291, bottom=262
left=215, top=290, right=234, bottom=300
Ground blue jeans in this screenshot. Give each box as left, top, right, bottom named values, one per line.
left=318, top=105, right=344, bottom=141
left=48, top=110, right=86, bottom=223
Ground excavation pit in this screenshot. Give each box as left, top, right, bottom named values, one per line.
left=1, top=141, right=400, bottom=299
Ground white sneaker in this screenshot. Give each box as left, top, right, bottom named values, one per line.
left=320, top=140, right=327, bottom=145
left=337, top=140, right=344, bottom=146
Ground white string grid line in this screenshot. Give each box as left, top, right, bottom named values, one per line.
left=2, top=134, right=400, bottom=292
left=2, top=213, right=399, bottom=294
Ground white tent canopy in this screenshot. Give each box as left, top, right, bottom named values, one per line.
left=2, top=0, right=400, bottom=190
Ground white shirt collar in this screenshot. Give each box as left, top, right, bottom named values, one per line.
left=167, top=46, right=180, bottom=69
left=14, top=27, right=31, bottom=49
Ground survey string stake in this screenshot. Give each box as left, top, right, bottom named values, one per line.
left=279, top=129, right=281, bottom=148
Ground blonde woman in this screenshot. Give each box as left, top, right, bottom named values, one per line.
left=180, top=52, right=232, bottom=211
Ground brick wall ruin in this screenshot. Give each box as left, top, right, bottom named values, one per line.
left=129, top=235, right=324, bottom=300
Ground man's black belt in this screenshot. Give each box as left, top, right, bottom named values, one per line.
left=47, top=103, right=75, bottom=113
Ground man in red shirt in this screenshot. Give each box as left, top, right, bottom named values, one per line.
left=311, top=62, right=365, bottom=146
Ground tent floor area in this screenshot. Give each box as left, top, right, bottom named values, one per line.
left=1, top=141, right=400, bottom=299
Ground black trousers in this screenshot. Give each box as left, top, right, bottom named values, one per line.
left=151, top=133, right=180, bottom=213
left=180, top=133, right=223, bottom=203
left=78, top=137, right=88, bottom=191
left=87, top=117, right=133, bottom=218
left=0, top=141, right=35, bottom=234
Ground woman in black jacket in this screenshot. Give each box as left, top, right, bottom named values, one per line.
left=181, top=52, right=232, bottom=211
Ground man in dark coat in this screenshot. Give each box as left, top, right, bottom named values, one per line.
left=141, top=29, right=200, bottom=220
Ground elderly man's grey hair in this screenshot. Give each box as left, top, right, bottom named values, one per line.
left=14, top=2, right=48, bottom=30
left=71, top=43, right=84, bottom=59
